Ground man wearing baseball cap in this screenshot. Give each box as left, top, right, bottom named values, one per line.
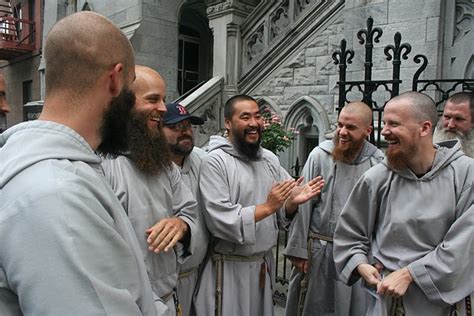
left=162, top=102, right=209, bottom=316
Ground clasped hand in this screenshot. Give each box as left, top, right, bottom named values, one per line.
left=146, top=217, right=188, bottom=253
left=357, top=263, right=413, bottom=298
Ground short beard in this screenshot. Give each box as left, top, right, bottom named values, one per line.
left=433, top=125, right=474, bottom=158
left=386, top=142, right=418, bottom=171
left=232, top=126, right=262, bottom=160
left=127, top=111, right=172, bottom=175
left=169, top=135, right=194, bottom=157
left=96, top=88, right=135, bottom=156
left=332, top=134, right=365, bottom=164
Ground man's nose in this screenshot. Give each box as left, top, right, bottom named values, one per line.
left=0, top=99, right=11, bottom=113
left=447, top=118, right=456, bottom=129
left=157, top=101, right=166, bottom=114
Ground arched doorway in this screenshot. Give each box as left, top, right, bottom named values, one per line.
left=285, top=96, right=331, bottom=174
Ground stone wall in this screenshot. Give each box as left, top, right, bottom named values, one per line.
left=252, top=12, right=344, bottom=131
left=132, top=1, right=185, bottom=101
left=241, top=0, right=454, bottom=168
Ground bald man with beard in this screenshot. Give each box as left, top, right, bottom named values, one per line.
left=334, top=92, right=473, bottom=316
left=433, top=92, right=474, bottom=157
left=102, top=65, right=198, bottom=316
left=0, top=12, right=157, bottom=315
left=284, top=102, right=384, bottom=316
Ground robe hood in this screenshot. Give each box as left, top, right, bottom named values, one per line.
left=0, top=121, right=101, bottom=187
left=382, top=139, right=465, bottom=180
left=319, top=139, right=384, bottom=164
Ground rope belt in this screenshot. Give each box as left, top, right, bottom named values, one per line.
left=308, top=231, right=334, bottom=242
left=297, top=232, right=333, bottom=315
left=160, top=291, right=173, bottom=303
left=212, top=253, right=264, bottom=262
left=160, top=289, right=183, bottom=316
left=212, top=253, right=265, bottom=316
left=178, top=267, right=199, bottom=279
left=451, top=295, right=472, bottom=316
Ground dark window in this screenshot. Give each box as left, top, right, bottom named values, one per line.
left=22, top=80, right=32, bottom=105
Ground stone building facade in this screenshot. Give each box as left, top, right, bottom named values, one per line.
left=1, top=0, right=472, bottom=170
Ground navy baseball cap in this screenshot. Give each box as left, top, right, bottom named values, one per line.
left=163, top=102, right=204, bottom=125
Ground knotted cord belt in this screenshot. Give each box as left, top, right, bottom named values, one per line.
left=297, top=232, right=334, bottom=315
left=212, top=253, right=264, bottom=316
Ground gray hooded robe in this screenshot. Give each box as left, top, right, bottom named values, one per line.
left=334, top=140, right=473, bottom=316
left=0, top=121, right=156, bottom=315
left=194, top=135, right=292, bottom=316
left=285, top=140, right=384, bottom=315
left=102, top=156, right=198, bottom=315
left=176, top=147, right=209, bottom=316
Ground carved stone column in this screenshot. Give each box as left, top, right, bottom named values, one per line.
left=207, top=0, right=255, bottom=96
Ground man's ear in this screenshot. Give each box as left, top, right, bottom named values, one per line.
left=420, top=120, right=432, bottom=137
left=224, top=117, right=231, bottom=131
left=108, top=63, right=125, bottom=97
left=366, top=125, right=373, bottom=137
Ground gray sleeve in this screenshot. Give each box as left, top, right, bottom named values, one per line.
left=284, top=150, right=322, bottom=260
left=199, top=155, right=256, bottom=245
left=407, top=183, right=473, bottom=305
left=1, top=183, right=151, bottom=315
left=170, top=165, right=199, bottom=260
left=333, top=173, right=379, bottom=286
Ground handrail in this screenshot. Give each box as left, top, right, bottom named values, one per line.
left=172, top=80, right=206, bottom=104
left=0, top=15, right=35, bottom=47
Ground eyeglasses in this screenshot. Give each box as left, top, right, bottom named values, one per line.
left=165, top=121, right=193, bottom=132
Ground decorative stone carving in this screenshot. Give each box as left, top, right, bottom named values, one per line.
left=270, top=0, right=290, bottom=41
left=198, top=101, right=219, bottom=135
left=453, top=0, right=473, bottom=44
left=206, top=0, right=255, bottom=18
left=295, top=0, right=322, bottom=18
left=246, top=24, right=265, bottom=63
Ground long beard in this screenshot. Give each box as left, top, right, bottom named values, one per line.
left=126, top=111, right=172, bottom=175
left=232, top=126, right=262, bottom=160
left=433, top=126, right=474, bottom=158
left=332, top=134, right=365, bottom=163
left=96, top=88, right=135, bottom=156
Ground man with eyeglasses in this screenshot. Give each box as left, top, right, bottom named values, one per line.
left=162, top=102, right=208, bottom=316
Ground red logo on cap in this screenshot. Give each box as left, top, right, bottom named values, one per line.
left=177, top=105, right=188, bottom=115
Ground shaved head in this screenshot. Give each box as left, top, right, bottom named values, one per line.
left=341, top=101, right=373, bottom=127
left=387, top=92, right=438, bottom=128
left=133, top=65, right=165, bottom=96
left=44, top=11, right=134, bottom=96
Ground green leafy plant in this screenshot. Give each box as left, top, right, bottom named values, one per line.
left=261, top=108, right=296, bottom=155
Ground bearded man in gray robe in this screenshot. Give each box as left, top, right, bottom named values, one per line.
left=285, top=102, right=384, bottom=316
left=433, top=91, right=473, bottom=157
left=0, top=12, right=157, bottom=315
left=102, top=66, right=198, bottom=315
left=162, top=102, right=209, bottom=316
left=334, top=91, right=473, bottom=316
left=194, top=94, right=325, bottom=316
